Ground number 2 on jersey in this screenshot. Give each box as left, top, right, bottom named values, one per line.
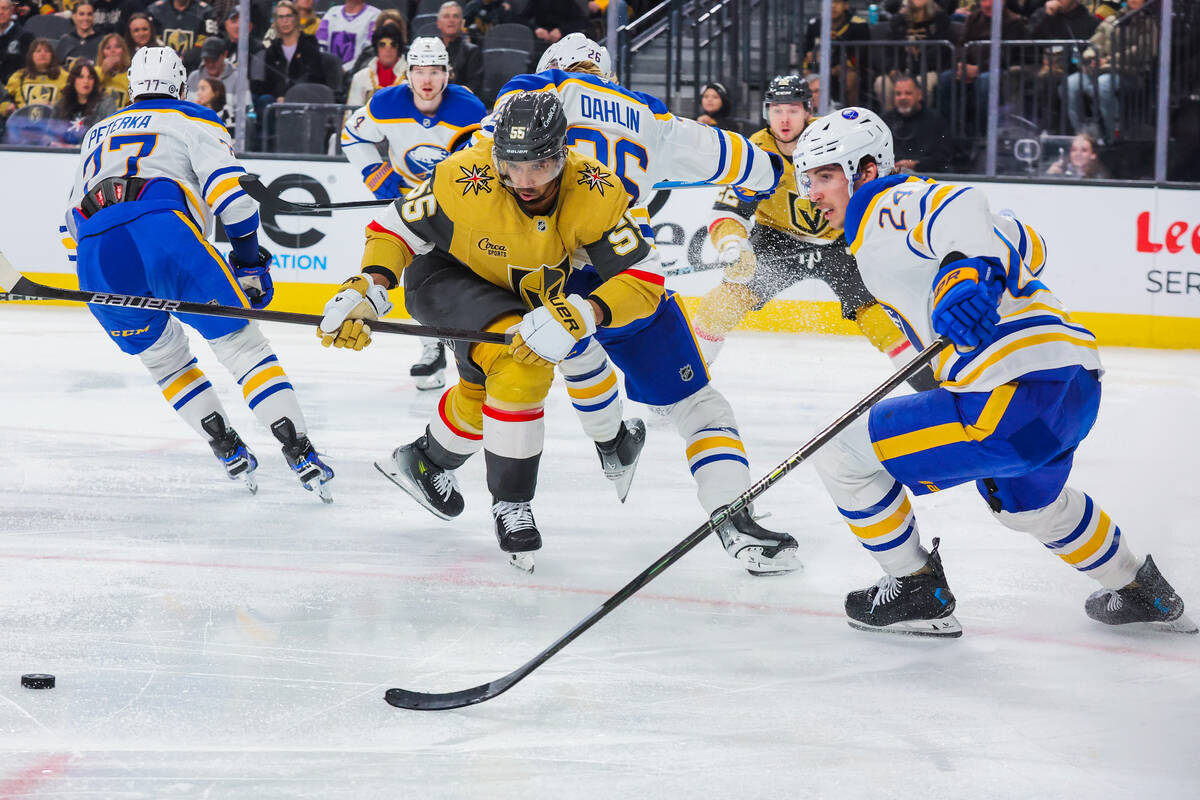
left=565, top=128, right=648, bottom=200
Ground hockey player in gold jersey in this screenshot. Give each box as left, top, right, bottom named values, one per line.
left=317, top=92, right=677, bottom=571
left=692, top=74, right=938, bottom=391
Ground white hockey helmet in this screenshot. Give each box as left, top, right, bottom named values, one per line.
left=536, top=32, right=613, bottom=78
left=406, top=36, right=450, bottom=68
left=792, top=107, right=894, bottom=197
left=127, top=46, right=187, bottom=102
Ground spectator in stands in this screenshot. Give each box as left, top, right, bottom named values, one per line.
left=695, top=81, right=732, bottom=127
left=1066, top=0, right=1145, bottom=138
left=464, top=0, right=519, bottom=44
left=935, top=0, right=1027, bottom=134
left=220, top=7, right=264, bottom=64
left=804, top=72, right=839, bottom=112
left=147, top=0, right=218, bottom=55
left=526, top=0, right=587, bottom=53
left=94, top=31, right=130, bottom=109
left=875, top=0, right=950, bottom=111
left=9, top=0, right=38, bottom=23
left=125, top=12, right=162, bottom=54
left=1, top=0, right=35, bottom=86
left=317, top=0, right=381, bottom=73
left=884, top=74, right=952, bottom=172
left=1045, top=128, right=1111, bottom=178
left=294, top=0, right=319, bottom=37
left=587, top=1, right=628, bottom=38
left=51, top=59, right=114, bottom=145
left=195, top=74, right=232, bottom=128
left=436, top=2, right=480, bottom=95
left=261, top=0, right=325, bottom=102
left=347, top=9, right=407, bottom=74
left=802, top=0, right=870, bottom=106
left=1030, top=0, right=1100, bottom=40
left=347, top=20, right=405, bottom=106
left=57, top=3, right=104, bottom=64
left=3, top=38, right=66, bottom=114
left=186, top=35, right=245, bottom=101
left=89, top=0, right=131, bottom=36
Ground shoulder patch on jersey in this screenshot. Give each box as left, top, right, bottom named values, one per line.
left=577, top=164, right=614, bottom=195
left=455, top=163, right=494, bottom=195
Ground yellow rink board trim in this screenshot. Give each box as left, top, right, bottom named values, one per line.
left=6, top=274, right=1200, bottom=351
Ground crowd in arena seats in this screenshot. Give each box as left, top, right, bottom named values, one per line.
left=0, top=0, right=662, bottom=149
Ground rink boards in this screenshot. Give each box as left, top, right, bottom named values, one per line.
left=2, top=150, right=1198, bottom=349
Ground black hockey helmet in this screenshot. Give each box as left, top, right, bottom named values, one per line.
left=492, top=91, right=569, bottom=189
left=762, top=74, right=812, bottom=118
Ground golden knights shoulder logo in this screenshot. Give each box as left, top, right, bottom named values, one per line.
left=455, top=163, right=494, bottom=195
left=577, top=165, right=614, bottom=195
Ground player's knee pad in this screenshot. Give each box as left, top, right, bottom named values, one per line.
left=693, top=282, right=761, bottom=338
left=855, top=302, right=907, bottom=355
left=208, top=322, right=273, bottom=380
left=445, top=381, right=485, bottom=433
left=137, top=317, right=197, bottom=382
left=809, top=414, right=895, bottom=509
left=668, top=385, right=749, bottom=511
left=558, top=337, right=607, bottom=377
left=667, top=383, right=737, bottom=437
left=479, top=347, right=555, bottom=408
left=428, top=380, right=486, bottom=460
left=559, top=338, right=622, bottom=441
left=989, top=485, right=1083, bottom=535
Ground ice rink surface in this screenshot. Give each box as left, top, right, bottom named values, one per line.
left=2, top=306, right=1198, bottom=799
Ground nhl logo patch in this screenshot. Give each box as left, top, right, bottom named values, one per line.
left=422, top=118, right=432, bottom=127
left=679, top=365, right=694, bottom=381
left=536, top=219, right=548, bottom=232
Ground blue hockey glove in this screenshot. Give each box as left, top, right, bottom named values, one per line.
left=931, top=256, right=1006, bottom=349
left=361, top=162, right=404, bottom=200
left=230, top=244, right=275, bottom=309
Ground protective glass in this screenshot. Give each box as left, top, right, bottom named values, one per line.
left=494, top=151, right=566, bottom=189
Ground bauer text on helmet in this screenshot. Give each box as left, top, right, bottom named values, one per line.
left=127, top=46, right=187, bottom=101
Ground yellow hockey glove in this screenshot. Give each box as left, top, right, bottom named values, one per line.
left=317, top=275, right=394, bottom=350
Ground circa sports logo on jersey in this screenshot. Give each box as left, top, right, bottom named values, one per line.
left=477, top=237, right=508, bottom=257
left=577, top=165, right=614, bottom=195
left=455, top=163, right=494, bottom=195
left=403, top=144, right=450, bottom=179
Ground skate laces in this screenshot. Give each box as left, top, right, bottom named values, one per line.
left=493, top=501, right=534, bottom=530
left=1095, top=589, right=1123, bottom=612
left=432, top=470, right=459, bottom=501
left=418, top=342, right=442, bottom=366
left=870, top=575, right=903, bottom=611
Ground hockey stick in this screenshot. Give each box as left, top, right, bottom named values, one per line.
left=240, top=174, right=727, bottom=214
left=664, top=260, right=722, bottom=278
left=0, top=253, right=510, bottom=345
left=383, top=335, right=952, bottom=711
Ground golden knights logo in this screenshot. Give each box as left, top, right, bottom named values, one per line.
left=577, top=165, right=614, bottom=195
left=507, top=263, right=568, bottom=308
left=787, top=191, right=830, bottom=236
left=455, top=163, right=494, bottom=195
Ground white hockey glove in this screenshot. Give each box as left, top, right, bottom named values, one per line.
left=717, top=235, right=757, bottom=284
left=318, top=275, right=394, bottom=350
left=510, top=293, right=597, bottom=367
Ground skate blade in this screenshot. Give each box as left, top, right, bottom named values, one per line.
left=374, top=460, right=455, bottom=521
left=847, top=615, right=964, bottom=638
left=1147, top=612, right=1198, bottom=634
left=507, top=551, right=535, bottom=573
left=243, top=473, right=259, bottom=495
left=413, top=370, right=446, bottom=391
left=605, top=463, right=638, bottom=503
left=736, top=546, right=802, bottom=577
left=316, top=481, right=333, bottom=504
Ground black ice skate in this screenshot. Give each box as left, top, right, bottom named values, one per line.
left=271, top=418, right=334, bottom=504
left=713, top=505, right=801, bottom=576
left=596, top=418, right=646, bottom=503
left=410, top=341, right=447, bottom=391
left=201, top=412, right=258, bottom=494
left=492, top=500, right=541, bottom=574
left=375, top=436, right=464, bottom=520
left=845, top=538, right=962, bottom=637
left=1085, top=555, right=1197, bottom=634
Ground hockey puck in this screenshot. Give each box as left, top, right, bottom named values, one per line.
left=21, top=674, right=55, bottom=689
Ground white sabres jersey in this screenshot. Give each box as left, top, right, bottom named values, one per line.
left=490, top=70, right=779, bottom=208
left=66, top=99, right=255, bottom=241
left=341, top=84, right=488, bottom=189
left=844, top=175, right=1103, bottom=392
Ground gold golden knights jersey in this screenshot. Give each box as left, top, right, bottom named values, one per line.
left=710, top=127, right=840, bottom=246
left=361, top=137, right=666, bottom=329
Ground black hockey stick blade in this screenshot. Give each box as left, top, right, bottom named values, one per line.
left=239, top=174, right=394, bottom=212
left=0, top=252, right=509, bottom=345
left=384, top=336, right=953, bottom=711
